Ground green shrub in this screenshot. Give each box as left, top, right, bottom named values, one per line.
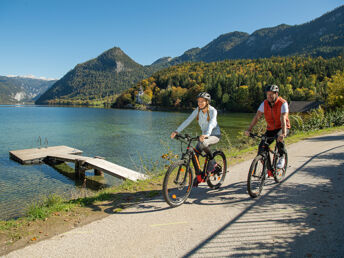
left=290, top=107, right=344, bottom=133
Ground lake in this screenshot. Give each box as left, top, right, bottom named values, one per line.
left=0, top=105, right=253, bottom=220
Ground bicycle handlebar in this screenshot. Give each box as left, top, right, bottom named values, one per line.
left=249, top=133, right=261, bottom=138
left=175, top=134, right=199, bottom=141
left=174, top=133, right=208, bottom=143
left=249, top=133, right=277, bottom=141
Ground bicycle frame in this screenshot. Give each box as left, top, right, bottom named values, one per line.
left=190, top=148, right=209, bottom=175
left=255, top=134, right=279, bottom=176
left=176, top=134, right=209, bottom=177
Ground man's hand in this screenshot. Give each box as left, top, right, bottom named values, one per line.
left=170, top=131, right=178, bottom=139
left=244, top=111, right=262, bottom=137
left=277, top=134, right=285, bottom=142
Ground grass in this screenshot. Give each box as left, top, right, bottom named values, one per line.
left=26, top=195, right=74, bottom=221
left=0, top=220, right=22, bottom=231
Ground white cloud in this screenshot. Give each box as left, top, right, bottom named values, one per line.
left=5, top=74, right=57, bottom=81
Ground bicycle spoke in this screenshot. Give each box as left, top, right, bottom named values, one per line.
left=274, top=152, right=288, bottom=183
left=207, top=151, right=227, bottom=189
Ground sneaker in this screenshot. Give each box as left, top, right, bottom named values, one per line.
left=277, top=156, right=285, bottom=169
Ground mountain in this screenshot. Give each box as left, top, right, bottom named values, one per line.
left=36, top=47, right=154, bottom=104
left=36, top=5, right=344, bottom=105
left=0, top=76, right=56, bottom=104
left=162, top=5, right=344, bottom=64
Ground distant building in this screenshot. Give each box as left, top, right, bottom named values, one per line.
left=289, top=101, right=323, bottom=113
left=136, top=87, right=144, bottom=104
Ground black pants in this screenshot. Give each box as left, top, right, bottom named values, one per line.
left=258, top=129, right=288, bottom=156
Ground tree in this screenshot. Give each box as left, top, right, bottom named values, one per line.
left=222, top=93, right=229, bottom=107
left=216, top=83, right=222, bottom=102
left=326, top=71, right=344, bottom=108
left=141, top=93, right=152, bottom=105
left=293, top=88, right=306, bottom=100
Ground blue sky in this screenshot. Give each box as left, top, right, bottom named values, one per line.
left=0, top=0, right=342, bottom=79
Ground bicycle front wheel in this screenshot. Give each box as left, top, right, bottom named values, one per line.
left=207, top=151, right=227, bottom=189
left=247, top=155, right=266, bottom=198
left=163, top=160, right=193, bottom=207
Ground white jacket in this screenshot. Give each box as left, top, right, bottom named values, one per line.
left=176, top=105, right=221, bottom=136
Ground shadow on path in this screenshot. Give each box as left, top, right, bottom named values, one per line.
left=183, top=144, right=344, bottom=257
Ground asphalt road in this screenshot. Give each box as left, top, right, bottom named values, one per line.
left=5, top=132, right=344, bottom=257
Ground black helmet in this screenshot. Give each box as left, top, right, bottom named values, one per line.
left=197, top=92, right=211, bottom=102
left=265, top=84, right=279, bottom=93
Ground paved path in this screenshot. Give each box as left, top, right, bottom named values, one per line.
left=5, top=132, right=344, bottom=257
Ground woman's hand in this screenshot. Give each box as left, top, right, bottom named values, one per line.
left=170, top=131, right=178, bottom=139
left=199, top=135, right=207, bottom=142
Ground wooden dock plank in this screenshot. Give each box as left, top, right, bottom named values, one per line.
left=86, top=158, right=147, bottom=181
left=47, top=153, right=90, bottom=163
left=9, top=146, right=83, bottom=164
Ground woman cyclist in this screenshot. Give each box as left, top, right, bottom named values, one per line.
left=170, top=92, right=221, bottom=186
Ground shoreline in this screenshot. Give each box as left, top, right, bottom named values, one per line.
left=0, top=102, right=230, bottom=114
left=1, top=126, right=344, bottom=255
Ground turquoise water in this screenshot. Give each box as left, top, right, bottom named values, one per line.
left=0, top=105, right=253, bottom=219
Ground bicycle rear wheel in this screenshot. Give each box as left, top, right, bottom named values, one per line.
left=163, top=160, right=193, bottom=207
left=274, top=152, right=288, bottom=183
left=247, top=155, right=266, bottom=198
left=207, top=151, right=227, bottom=189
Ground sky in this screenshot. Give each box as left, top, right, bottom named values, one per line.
left=0, top=0, right=342, bottom=79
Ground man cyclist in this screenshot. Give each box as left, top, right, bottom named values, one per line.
left=245, top=84, right=290, bottom=168
left=171, top=92, right=221, bottom=186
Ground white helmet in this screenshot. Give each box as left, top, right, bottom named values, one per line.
left=197, top=92, right=211, bottom=102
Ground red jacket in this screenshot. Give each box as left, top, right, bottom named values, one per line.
left=264, top=97, right=291, bottom=131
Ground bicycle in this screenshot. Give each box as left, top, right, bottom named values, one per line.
left=247, top=133, right=288, bottom=198
left=163, top=134, right=227, bottom=207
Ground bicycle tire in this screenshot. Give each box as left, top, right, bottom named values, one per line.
left=247, top=155, right=266, bottom=198
left=274, top=151, right=288, bottom=183
left=206, top=151, right=227, bottom=189
left=163, top=160, right=193, bottom=207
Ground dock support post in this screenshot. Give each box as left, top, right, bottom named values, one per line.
left=94, top=169, right=104, bottom=176
left=75, top=160, right=86, bottom=180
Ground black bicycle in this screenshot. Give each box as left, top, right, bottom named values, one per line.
left=163, top=134, right=227, bottom=207
left=247, top=133, right=288, bottom=198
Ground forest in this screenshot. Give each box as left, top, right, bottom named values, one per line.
left=114, top=56, right=344, bottom=112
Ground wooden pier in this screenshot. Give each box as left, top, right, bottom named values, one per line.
left=9, top=146, right=148, bottom=182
